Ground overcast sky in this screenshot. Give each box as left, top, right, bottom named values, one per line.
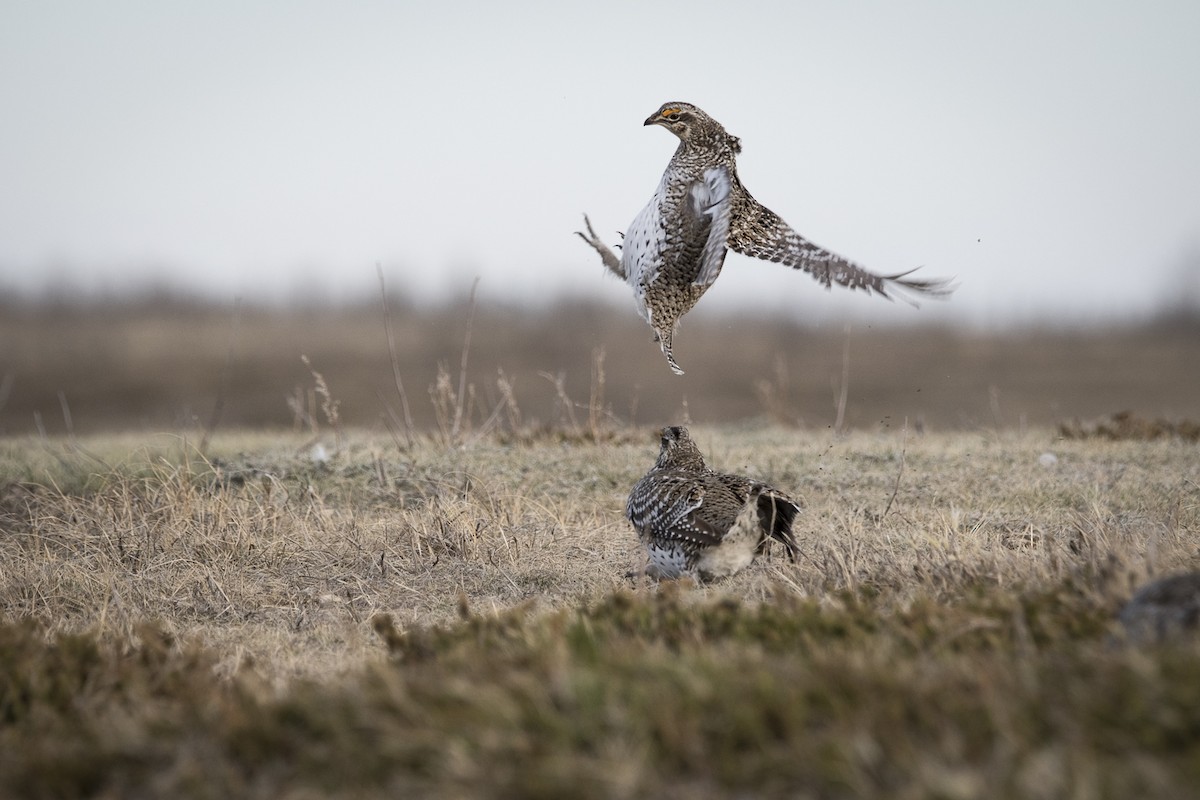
left=2, top=1, right=1198, bottom=325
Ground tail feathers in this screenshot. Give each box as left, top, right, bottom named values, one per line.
left=655, top=327, right=685, bottom=375
left=755, top=490, right=800, bottom=561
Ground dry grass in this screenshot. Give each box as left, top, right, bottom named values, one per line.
left=2, top=424, right=1199, bottom=796
left=5, top=427, right=1195, bottom=667
left=3, top=294, right=1200, bottom=796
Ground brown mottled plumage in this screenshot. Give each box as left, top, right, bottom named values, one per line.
left=579, top=101, right=953, bottom=374
left=626, top=426, right=801, bottom=580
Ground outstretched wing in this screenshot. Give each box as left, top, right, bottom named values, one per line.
left=728, top=191, right=953, bottom=300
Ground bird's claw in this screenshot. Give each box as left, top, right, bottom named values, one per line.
left=575, top=214, right=602, bottom=249
left=576, top=213, right=624, bottom=278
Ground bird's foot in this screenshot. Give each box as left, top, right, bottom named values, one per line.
left=575, top=214, right=624, bottom=278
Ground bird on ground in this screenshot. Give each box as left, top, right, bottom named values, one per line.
left=626, top=425, right=801, bottom=580
left=578, top=101, right=954, bottom=374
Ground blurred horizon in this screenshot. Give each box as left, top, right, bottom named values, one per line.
left=3, top=260, right=1199, bottom=331
left=2, top=291, right=1197, bottom=438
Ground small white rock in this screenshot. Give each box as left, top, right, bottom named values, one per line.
left=1038, top=452, right=1058, bottom=468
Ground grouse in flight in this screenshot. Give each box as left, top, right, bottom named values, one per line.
left=578, top=101, right=953, bottom=374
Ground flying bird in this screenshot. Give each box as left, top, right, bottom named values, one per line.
left=578, top=101, right=953, bottom=374
left=626, top=425, right=801, bottom=580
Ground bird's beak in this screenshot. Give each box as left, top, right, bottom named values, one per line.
left=644, top=113, right=661, bottom=127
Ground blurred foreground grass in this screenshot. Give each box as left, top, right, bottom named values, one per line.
left=2, top=426, right=1198, bottom=797
left=6, top=584, right=1200, bottom=799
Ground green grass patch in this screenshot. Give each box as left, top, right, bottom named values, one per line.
left=4, top=584, right=1200, bottom=798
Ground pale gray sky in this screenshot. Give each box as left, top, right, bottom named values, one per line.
left=2, top=1, right=1198, bottom=325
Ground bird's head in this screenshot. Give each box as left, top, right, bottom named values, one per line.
left=644, top=102, right=741, bottom=152
left=655, top=425, right=707, bottom=471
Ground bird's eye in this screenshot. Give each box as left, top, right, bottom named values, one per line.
left=664, top=111, right=680, bottom=121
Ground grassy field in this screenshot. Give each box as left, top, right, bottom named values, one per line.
left=2, top=422, right=1199, bottom=797
left=2, top=296, right=1199, bottom=795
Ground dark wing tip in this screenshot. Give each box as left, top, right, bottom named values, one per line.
left=882, top=268, right=958, bottom=298
left=872, top=269, right=958, bottom=308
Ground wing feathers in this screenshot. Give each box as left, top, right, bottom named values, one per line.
left=729, top=194, right=954, bottom=300
left=684, top=167, right=733, bottom=288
